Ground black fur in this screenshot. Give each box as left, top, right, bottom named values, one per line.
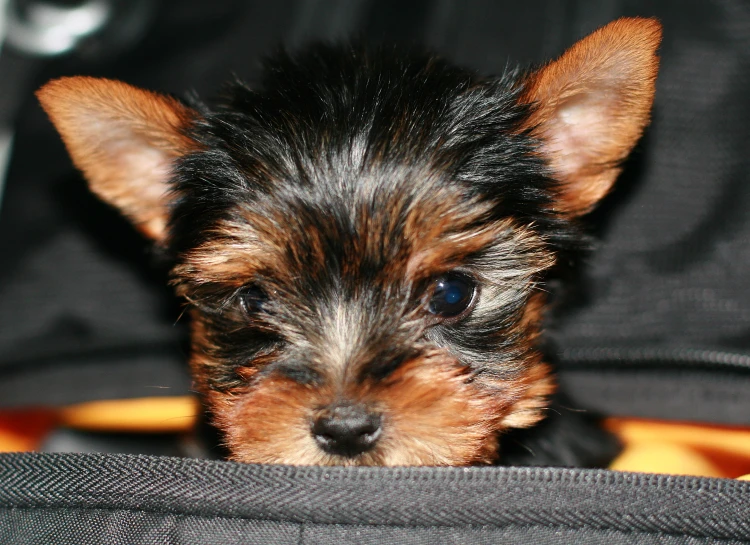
left=499, top=393, right=621, bottom=467
left=170, top=43, right=581, bottom=381
left=166, top=43, right=614, bottom=467
left=169, top=43, right=580, bottom=258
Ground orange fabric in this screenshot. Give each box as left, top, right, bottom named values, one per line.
left=0, top=409, right=58, bottom=452
left=606, top=418, right=750, bottom=479
left=2, top=402, right=749, bottom=480
left=0, top=397, right=198, bottom=452
left=58, top=396, right=199, bottom=432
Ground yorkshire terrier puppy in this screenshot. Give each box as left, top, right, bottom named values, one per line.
left=37, top=18, right=661, bottom=466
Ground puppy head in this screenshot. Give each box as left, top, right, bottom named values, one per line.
left=37, top=18, right=660, bottom=465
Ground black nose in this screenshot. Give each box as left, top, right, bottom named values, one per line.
left=312, top=404, right=382, bottom=457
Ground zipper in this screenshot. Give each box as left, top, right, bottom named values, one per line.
left=559, top=346, right=750, bottom=371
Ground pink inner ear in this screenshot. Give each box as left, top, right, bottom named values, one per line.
left=545, top=92, right=615, bottom=180
left=36, top=76, right=198, bottom=240
left=520, top=17, right=662, bottom=216
left=107, top=142, right=176, bottom=238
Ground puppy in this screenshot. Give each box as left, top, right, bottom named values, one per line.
left=36, top=18, right=661, bottom=466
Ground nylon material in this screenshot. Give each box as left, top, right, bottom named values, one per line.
left=559, top=347, right=750, bottom=369
left=2, top=509, right=745, bottom=545
left=0, top=508, right=300, bottom=545
left=0, top=2, right=746, bottom=541
left=551, top=1, right=750, bottom=355
left=557, top=368, right=750, bottom=425
left=0, top=454, right=749, bottom=539
left=0, top=356, right=190, bottom=409
left=0, top=230, right=177, bottom=353
left=301, top=524, right=748, bottom=545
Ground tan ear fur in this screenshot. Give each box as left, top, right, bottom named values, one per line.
left=36, top=77, right=198, bottom=240
left=521, top=17, right=662, bottom=216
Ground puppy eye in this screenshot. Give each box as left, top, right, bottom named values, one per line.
left=238, top=285, right=268, bottom=314
left=426, top=273, right=477, bottom=319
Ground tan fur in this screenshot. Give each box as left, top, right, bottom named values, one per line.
left=177, top=182, right=557, bottom=465
left=36, top=77, right=198, bottom=239
left=520, top=17, right=662, bottom=215
left=191, top=271, right=554, bottom=466
left=210, top=353, right=509, bottom=466
left=481, top=291, right=555, bottom=430
left=174, top=198, right=554, bottom=291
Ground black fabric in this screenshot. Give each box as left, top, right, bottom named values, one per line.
left=6, top=510, right=745, bottom=545
left=1, top=453, right=749, bottom=544
left=2, top=0, right=749, bottom=421
left=1, top=3, right=750, bottom=542
left=548, top=0, right=750, bottom=423
left=559, top=366, right=750, bottom=426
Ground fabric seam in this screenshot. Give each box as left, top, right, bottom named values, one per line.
left=1, top=504, right=748, bottom=541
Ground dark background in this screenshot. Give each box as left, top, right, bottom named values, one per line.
left=1, top=0, right=748, bottom=428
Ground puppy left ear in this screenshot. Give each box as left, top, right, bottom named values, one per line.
left=521, top=17, right=662, bottom=216
left=36, top=77, right=199, bottom=240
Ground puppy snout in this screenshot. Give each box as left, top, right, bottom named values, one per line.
left=312, top=404, right=382, bottom=457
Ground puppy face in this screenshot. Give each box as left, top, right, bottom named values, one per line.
left=37, top=18, right=661, bottom=465
left=176, top=170, right=557, bottom=465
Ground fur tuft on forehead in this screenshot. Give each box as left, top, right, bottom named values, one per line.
left=166, top=43, right=576, bottom=262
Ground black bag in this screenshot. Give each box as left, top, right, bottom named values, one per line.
left=2, top=452, right=749, bottom=544
left=1, top=1, right=749, bottom=543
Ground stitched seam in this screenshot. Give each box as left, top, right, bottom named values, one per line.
left=2, top=505, right=749, bottom=541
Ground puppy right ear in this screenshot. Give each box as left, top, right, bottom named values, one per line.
left=519, top=18, right=661, bottom=216
left=36, top=77, right=199, bottom=241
